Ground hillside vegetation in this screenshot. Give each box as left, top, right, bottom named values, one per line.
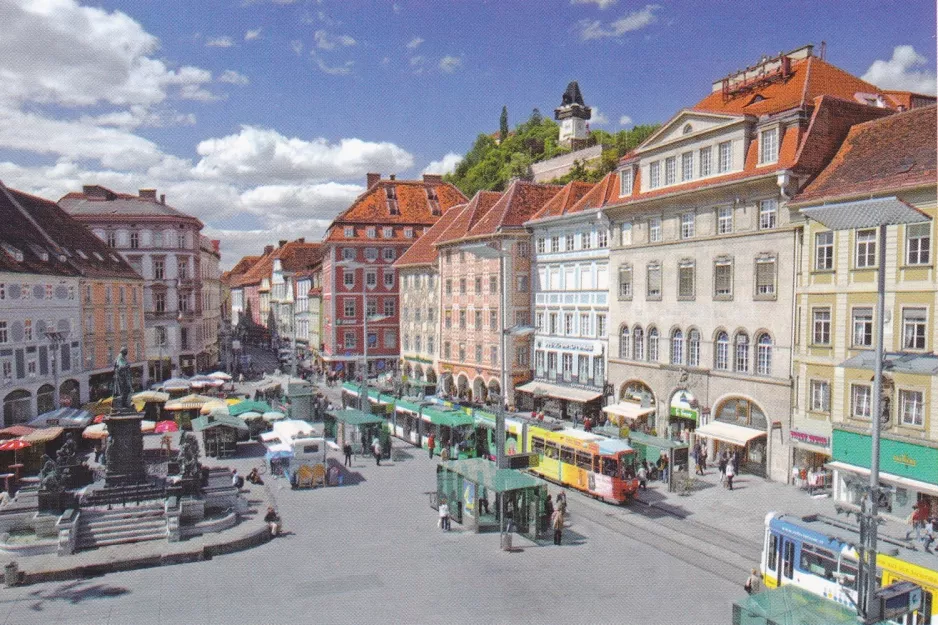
left=444, top=109, right=659, bottom=197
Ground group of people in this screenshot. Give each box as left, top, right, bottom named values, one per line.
left=718, top=450, right=739, bottom=490
left=906, top=500, right=938, bottom=552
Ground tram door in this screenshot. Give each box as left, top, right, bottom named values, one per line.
left=780, top=538, right=795, bottom=585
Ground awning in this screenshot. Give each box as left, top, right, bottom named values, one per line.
left=28, top=408, right=93, bottom=429
left=0, top=425, right=35, bottom=439
left=827, top=461, right=938, bottom=498
left=191, top=415, right=249, bottom=432
left=602, top=402, right=654, bottom=421
left=23, top=426, right=64, bottom=444
left=329, top=409, right=385, bottom=427
left=515, top=381, right=602, bottom=403
left=441, top=458, right=546, bottom=493
left=422, top=406, right=474, bottom=428
left=694, top=421, right=766, bottom=447
left=838, top=351, right=938, bottom=375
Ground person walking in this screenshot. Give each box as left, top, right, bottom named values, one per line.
left=658, top=455, right=669, bottom=484
left=906, top=500, right=930, bottom=541
left=343, top=442, right=353, bottom=467
left=694, top=443, right=704, bottom=476
left=556, top=491, right=567, bottom=516
left=718, top=452, right=728, bottom=485
left=744, top=568, right=763, bottom=595
left=542, top=494, right=554, bottom=538
left=438, top=499, right=450, bottom=531
left=923, top=518, right=937, bottom=552
left=551, top=508, right=564, bottom=545
left=637, top=462, right=648, bottom=490
left=427, top=433, right=436, bottom=459
left=725, top=457, right=736, bottom=490
left=372, top=438, right=382, bottom=466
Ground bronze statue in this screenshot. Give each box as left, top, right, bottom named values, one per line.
left=39, top=458, right=60, bottom=491
left=112, top=346, right=134, bottom=412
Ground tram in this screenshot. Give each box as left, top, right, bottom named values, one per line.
left=526, top=425, right=641, bottom=504
left=762, top=511, right=937, bottom=624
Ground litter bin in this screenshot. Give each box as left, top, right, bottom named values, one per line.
left=4, top=561, right=18, bottom=587
left=500, top=531, right=512, bottom=551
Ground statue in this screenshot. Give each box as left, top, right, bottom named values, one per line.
left=176, top=433, right=201, bottom=480
left=112, top=346, right=134, bottom=413
left=39, top=458, right=60, bottom=491
left=55, top=433, right=77, bottom=468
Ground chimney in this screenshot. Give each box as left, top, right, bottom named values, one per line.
left=82, top=185, right=113, bottom=200
left=211, top=239, right=220, bottom=253
left=263, top=245, right=274, bottom=255
left=297, top=237, right=305, bottom=244
left=366, top=173, right=381, bottom=188
left=389, top=174, right=396, bottom=181
left=423, top=174, right=443, bottom=184
left=139, top=189, right=157, bottom=200
left=278, top=240, right=287, bottom=248
left=160, top=194, right=166, bottom=205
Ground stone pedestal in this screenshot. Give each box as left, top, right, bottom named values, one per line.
left=105, top=412, right=148, bottom=486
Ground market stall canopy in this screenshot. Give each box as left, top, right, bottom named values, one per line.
left=29, top=408, right=93, bottom=429
left=208, top=371, right=232, bottom=381
left=265, top=443, right=294, bottom=459
left=82, top=423, right=108, bottom=440
left=164, top=394, right=217, bottom=411
left=0, top=425, right=35, bottom=439
left=329, top=409, right=384, bottom=427
left=229, top=401, right=271, bottom=417
left=23, top=426, right=64, bottom=444
left=159, top=377, right=191, bottom=392
left=133, top=390, right=170, bottom=403
left=191, top=414, right=249, bottom=432
left=441, top=458, right=547, bottom=493
left=694, top=421, right=766, bottom=447
left=262, top=411, right=286, bottom=422
left=199, top=400, right=229, bottom=415
left=515, top=380, right=602, bottom=404
left=237, top=411, right=263, bottom=421
left=597, top=438, right=635, bottom=455
left=602, top=402, right=655, bottom=422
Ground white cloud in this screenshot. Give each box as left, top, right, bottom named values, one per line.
left=422, top=152, right=463, bottom=176
left=205, top=36, right=234, bottom=48
left=410, top=55, right=426, bottom=74
left=218, top=70, right=250, bottom=86
left=439, top=55, right=463, bottom=73
left=590, top=106, right=609, bottom=125
left=571, top=0, right=618, bottom=8
left=406, top=36, right=424, bottom=50
left=619, top=115, right=633, bottom=126
left=82, top=105, right=196, bottom=130
left=290, top=40, right=303, bottom=56
left=314, top=30, right=356, bottom=50
left=310, top=52, right=354, bottom=75
left=244, top=28, right=262, bottom=41
left=862, top=45, right=937, bottom=95
left=192, top=125, right=414, bottom=184
left=578, top=4, right=661, bottom=40
left=393, top=3, right=402, bottom=14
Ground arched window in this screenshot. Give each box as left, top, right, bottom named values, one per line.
left=648, top=327, right=659, bottom=361
left=756, top=333, right=773, bottom=376
left=735, top=332, right=749, bottom=373
left=619, top=325, right=630, bottom=359
left=671, top=329, right=684, bottom=365
left=632, top=326, right=644, bottom=360
left=715, top=331, right=729, bottom=370
left=687, top=329, right=700, bottom=367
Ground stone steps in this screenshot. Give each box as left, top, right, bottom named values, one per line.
left=77, top=530, right=168, bottom=549
left=76, top=502, right=168, bottom=551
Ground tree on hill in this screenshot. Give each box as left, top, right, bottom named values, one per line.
left=499, top=106, right=508, bottom=142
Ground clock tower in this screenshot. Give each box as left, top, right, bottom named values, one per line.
left=554, top=81, right=592, bottom=149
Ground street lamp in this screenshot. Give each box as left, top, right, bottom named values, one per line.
left=801, top=196, right=931, bottom=623
left=44, top=330, right=70, bottom=410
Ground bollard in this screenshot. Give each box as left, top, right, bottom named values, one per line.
left=4, top=561, right=18, bottom=587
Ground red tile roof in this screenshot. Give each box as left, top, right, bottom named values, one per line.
left=528, top=180, right=595, bottom=221
left=793, top=105, right=938, bottom=204
left=59, top=185, right=202, bottom=228
left=394, top=201, right=468, bottom=267
left=463, top=181, right=562, bottom=238
left=234, top=240, right=322, bottom=288
left=434, top=190, right=503, bottom=246
left=222, top=255, right=261, bottom=287
left=323, top=178, right=466, bottom=243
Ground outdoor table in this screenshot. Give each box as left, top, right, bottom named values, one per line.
left=0, top=473, right=13, bottom=493
left=7, top=464, right=23, bottom=480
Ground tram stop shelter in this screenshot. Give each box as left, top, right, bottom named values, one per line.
left=731, top=585, right=887, bottom=625
left=627, top=431, right=689, bottom=493
left=436, top=458, right=548, bottom=539
left=325, top=408, right=385, bottom=455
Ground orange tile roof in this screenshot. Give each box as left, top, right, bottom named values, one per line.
left=223, top=255, right=261, bottom=286
left=434, top=190, right=503, bottom=246
left=465, top=181, right=562, bottom=237
left=794, top=105, right=937, bottom=204
left=528, top=180, right=595, bottom=220
left=232, top=240, right=319, bottom=288
left=394, top=201, right=468, bottom=267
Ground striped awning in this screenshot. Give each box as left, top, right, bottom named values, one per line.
left=23, top=427, right=64, bottom=443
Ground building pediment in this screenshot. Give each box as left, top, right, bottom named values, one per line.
left=638, top=109, right=747, bottom=154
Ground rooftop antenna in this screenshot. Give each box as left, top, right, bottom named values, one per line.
left=820, top=41, right=827, bottom=60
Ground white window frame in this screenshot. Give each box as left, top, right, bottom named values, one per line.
left=809, top=380, right=830, bottom=413
left=758, top=199, right=778, bottom=230
left=759, top=126, right=779, bottom=165
left=620, top=223, right=632, bottom=246
left=851, top=384, right=872, bottom=420
left=664, top=156, right=676, bottom=186
left=680, top=212, right=695, bottom=239
left=899, top=389, right=924, bottom=427
left=618, top=265, right=632, bottom=299
left=815, top=231, right=834, bottom=270
left=906, top=222, right=931, bottom=266
left=646, top=263, right=662, bottom=299
left=855, top=229, right=877, bottom=269
left=755, top=257, right=777, bottom=297
left=619, top=168, right=633, bottom=196
left=851, top=307, right=873, bottom=348
left=718, top=141, right=732, bottom=173
left=812, top=308, right=831, bottom=345
left=649, top=161, right=660, bottom=189
left=717, top=206, right=733, bottom=235
left=699, top=146, right=712, bottom=177
left=681, top=151, right=694, bottom=181
left=902, top=307, right=927, bottom=350
left=649, top=217, right=661, bottom=243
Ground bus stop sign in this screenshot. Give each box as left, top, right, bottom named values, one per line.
left=506, top=453, right=539, bottom=469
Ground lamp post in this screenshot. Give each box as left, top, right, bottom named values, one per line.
left=44, top=330, right=70, bottom=410
left=801, top=197, right=931, bottom=622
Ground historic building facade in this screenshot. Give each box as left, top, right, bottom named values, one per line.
left=199, top=236, right=223, bottom=372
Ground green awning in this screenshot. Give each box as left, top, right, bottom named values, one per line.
left=229, top=401, right=271, bottom=417
left=732, top=585, right=865, bottom=625
left=441, top=458, right=546, bottom=493
left=394, top=399, right=424, bottom=414
left=191, top=414, right=249, bottom=432
left=329, top=409, right=385, bottom=427
left=423, top=406, right=474, bottom=428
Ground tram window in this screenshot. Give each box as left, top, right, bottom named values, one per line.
left=839, top=562, right=858, bottom=590
left=767, top=534, right=778, bottom=571
left=545, top=442, right=558, bottom=459
left=532, top=437, right=545, bottom=455
left=575, top=451, right=592, bottom=470
left=602, top=458, right=618, bottom=477
left=783, top=541, right=794, bottom=579
left=799, top=544, right=838, bottom=580
left=560, top=446, right=575, bottom=465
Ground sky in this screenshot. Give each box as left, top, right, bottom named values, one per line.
left=1, top=0, right=935, bottom=268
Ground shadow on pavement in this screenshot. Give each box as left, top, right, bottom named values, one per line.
left=26, top=581, right=130, bottom=611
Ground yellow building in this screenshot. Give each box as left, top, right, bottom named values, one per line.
left=790, top=105, right=937, bottom=521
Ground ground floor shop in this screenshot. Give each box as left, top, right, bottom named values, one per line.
left=788, top=427, right=832, bottom=492
left=514, top=379, right=603, bottom=423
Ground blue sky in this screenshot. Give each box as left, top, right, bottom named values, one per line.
left=1, top=0, right=935, bottom=267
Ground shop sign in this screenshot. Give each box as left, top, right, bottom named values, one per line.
left=832, top=429, right=938, bottom=485
left=541, top=338, right=601, bottom=355
left=669, top=390, right=698, bottom=422
left=790, top=430, right=830, bottom=448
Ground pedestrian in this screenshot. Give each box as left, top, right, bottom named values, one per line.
left=906, top=500, right=930, bottom=541
left=428, top=433, right=436, bottom=459
left=439, top=499, right=450, bottom=531
left=658, top=455, right=669, bottom=484
left=744, top=568, right=763, bottom=595
left=583, top=417, right=592, bottom=433
left=264, top=506, right=282, bottom=537
left=551, top=508, right=564, bottom=545
left=725, top=458, right=736, bottom=490
left=238, top=372, right=245, bottom=384
left=543, top=494, right=554, bottom=537
left=718, top=452, right=728, bottom=484
left=373, top=438, right=382, bottom=466
left=556, top=491, right=567, bottom=516
left=637, top=462, right=648, bottom=490
left=923, top=518, right=937, bottom=552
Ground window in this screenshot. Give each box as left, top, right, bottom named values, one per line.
left=404, top=228, right=414, bottom=239
left=517, top=275, right=528, bottom=292
left=536, top=238, right=546, bottom=254
left=565, top=234, right=575, bottom=251
left=444, top=309, right=452, bottom=329
left=649, top=161, right=660, bottom=188
left=344, top=331, right=356, bottom=349
left=648, top=327, right=659, bottom=361
left=458, top=345, right=466, bottom=362
left=671, top=329, right=684, bottom=364
left=579, top=313, right=590, bottom=337
left=649, top=218, right=661, bottom=243
left=547, top=352, right=557, bottom=377
left=428, top=307, right=434, bottom=321
left=535, top=312, right=544, bottom=331
left=632, top=326, right=644, bottom=360
left=561, top=354, right=573, bottom=378
left=343, top=299, right=356, bottom=317
left=490, top=346, right=497, bottom=366
left=342, top=248, right=355, bottom=261
left=0, top=321, right=6, bottom=344
left=382, top=227, right=393, bottom=239
left=759, top=127, right=779, bottom=164
left=383, top=248, right=395, bottom=262
left=490, top=310, right=498, bottom=331
left=364, top=248, right=378, bottom=263
left=365, top=271, right=377, bottom=288
left=581, top=231, right=592, bottom=250
left=756, top=333, right=772, bottom=376
left=714, top=261, right=733, bottom=298
left=474, top=310, right=482, bottom=329
left=383, top=271, right=394, bottom=288
left=755, top=258, right=776, bottom=297
left=366, top=298, right=377, bottom=317
left=443, top=342, right=451, bottom=359
left=852, top=308, right=873, bottom=347
left=153, top=258, right=164, bottom=280
left=902, top=308, right=927, bottom=349
left=489, top=276, right=497, bottom=293
left=178, top=293, right=189, bottom=313
left=549, top=313, right=558, bottom=334
left=855, top=229, right=877, bottom=268
left=699, top=147, right=712, bottom=177
left=647, top=263, right=662, bottom=299
left=812, top=308, right=831, bottom=345
left=687, top=329, right=700, bottom=367
left=618, top=265, right=632, bottom=299
left=907, top=223, right=931, bottom=265
left=759, top=199, right=778, bottom=230
left=815, top=232, right=834, bottom=270
left=717, top=207, right=733, bottom=234
left=597, top=229, right=608, bottom=248
left=428, top=337, right=435, bottom=354
left=344, top=226, right=354, bottom=238
left=681, top=152, right=694, bottom=181
left=851, top=384, right=872, bottom=419
left=715, top=332, right=729, bottom=370
left=899, top=390, right=924, bottom=426
left=343, top=270, right=355, bottom=288
left=718, top=141, right=732, bottom=173
left=475, top=345, right=482, bottom=363
left=1, top=361, right=10, bottom=379
left=366, top=227, right=376, bottom=239
left=578, top=354, right=589, bottom=381
left=550, top=236, right=560, bottom=253
left=678, top=262, right=695, bottom=299
left=445, top=279, right=452, bottom=295
left=810, top=380, right=830, bottom=413
left=664, top=156, right=676, bottom=185
left=459, top=310, right=467, bottom=329
left=459, top=278, right=466, bottom=294
left=384, top=299, right=395, bottom=317
left=620, top=168, right=633, bottom=196
left=619, top=326, right=630, bottom=358
left=620, top=223, right=632, bottom=246
left=106, top=231, right=116, bottom=247
left=596, top=314, right=606, bottom=338
left=367, top=332, right=378, bottom=348
left=154, top=292, right=166, bottom=313
left=130, top=232, right=139, bottom=249
left=564, top=314, right=574, bottom=335
left=475, top=277, right=482, bottom=294
left=734, top=332, right=749, bottom=372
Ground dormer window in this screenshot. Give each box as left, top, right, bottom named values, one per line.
left=344, top=226, right=354, bottom=238
left=426, top=187, right=441, bottom=216
left=404, top=227, right=414, bottom=239
left=383, top=227, right=393, bottom=238
left=619, top=168, right=633, bottom=196
left=366, top=227, right=376, bottom=239
left=386, top=185, right=400, bottom=215
left=759, top=127, right=779, bottom=165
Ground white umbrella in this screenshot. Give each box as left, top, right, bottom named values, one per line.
left=208, top=371, right=232, bottom=381
left=262, top=411, right=286, bottom=422
left=238, top=411, right=263, bottom=421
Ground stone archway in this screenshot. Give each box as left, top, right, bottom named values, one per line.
left=456, top=374, right=470, bottom=400
left=414, top=364, right=424, bottom=381
left=402, top=361, right=412, bottom=377
left=619, top=379, right=656, bottom=408
left=36, top=384, right=55, bottom=416
left=3, top=389, right=31, bottom=427
left=472, top=377, right=487, bottom=404
left=487, top=379, right=501, bottom=402
left=427, top=369, right=438, bottom=385
left=59, top=379, right=81, bottom=409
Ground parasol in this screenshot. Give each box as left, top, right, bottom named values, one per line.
left=155, top=420, right=179, bottom=433
left=262, top=411, right=286, bottom=422
left=0, top=438, right=32, bottom=464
